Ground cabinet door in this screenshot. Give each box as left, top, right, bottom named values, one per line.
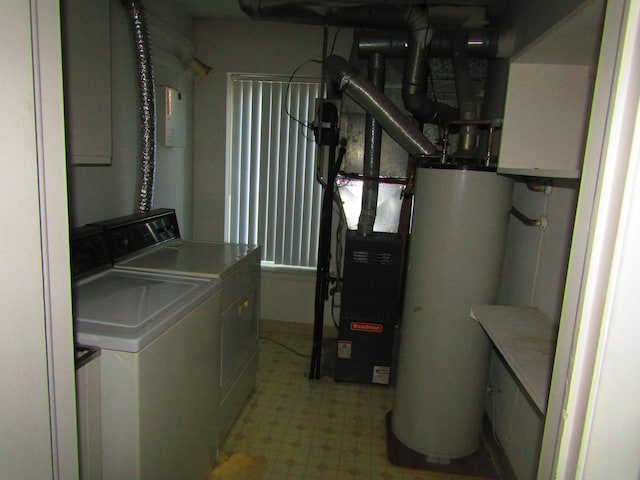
left=61, top=0, right=112, bottom=165
left=497, top=0, right=603, bottom=179
left=498, top=62, right=593, bottom=178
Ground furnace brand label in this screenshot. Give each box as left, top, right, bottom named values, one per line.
left=350, top=322, right=383, bottom=333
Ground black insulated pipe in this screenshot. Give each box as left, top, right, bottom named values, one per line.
left=121, top=0, right=156, bottom=213
left=310, top=135, right=346, bottom=380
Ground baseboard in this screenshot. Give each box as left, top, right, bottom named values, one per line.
left=260, top=319, right=336, bottom=338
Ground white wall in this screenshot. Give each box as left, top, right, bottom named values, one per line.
left=499, top=180, right=579, bottom=323
left=193, top=20, right=353, bottom=326
left=486, top=179, right=579, bottom=479
left=483, top=0, right=600, bottom=476
left=498, top=0, right=586, bottom=58
left=2, top=0, right=78, bottom=475
left=66, top=0, right=196, bottom=236
left=192, top=19, right=353, bottom=240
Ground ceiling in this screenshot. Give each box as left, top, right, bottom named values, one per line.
left=163, top=0, right=250, bottom=20
left=161, top=0, right=510, bottom=22
left=169, top=0, right=604, bottom=65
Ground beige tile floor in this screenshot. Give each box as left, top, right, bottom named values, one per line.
left=220, top=331, right=461, bottom=480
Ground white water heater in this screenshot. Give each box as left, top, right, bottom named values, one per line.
left=392, top=165, right=513, bottom=460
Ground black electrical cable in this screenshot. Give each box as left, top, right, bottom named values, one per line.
left=329, top=27, right=342, bottom=56
left=333, top=195, right=345, bottom=283
left=284, top=59, right=323, bottom=129
left=329, top=142, right=347, bottom=332
left=422, top=0, right=446, bottom=139
left=427, top=66, right=445, bottom=141
left=259, top=336, right=311, bottom=358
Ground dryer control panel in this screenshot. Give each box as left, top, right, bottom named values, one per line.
left=89, top=208, right=180, bottom=262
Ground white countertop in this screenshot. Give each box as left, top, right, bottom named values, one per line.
left=471, top=305, right=558, bottom=414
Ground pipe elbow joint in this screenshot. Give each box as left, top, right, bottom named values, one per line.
left=402, top=92, right=438, bottom=124
left=324, top=54, right=361, bottom=88
left=404, top=5, right=430, bottom=40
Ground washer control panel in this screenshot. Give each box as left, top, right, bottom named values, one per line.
left=89, top=208, right=180, bottom=262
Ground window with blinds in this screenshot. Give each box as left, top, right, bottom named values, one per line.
left=225, top=74, right=323, bottom=268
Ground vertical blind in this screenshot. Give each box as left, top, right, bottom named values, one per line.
left=226, top=74, right=323, bottom=268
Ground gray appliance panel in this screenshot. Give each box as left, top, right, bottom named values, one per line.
left=74, top=269, right=220, bottom=352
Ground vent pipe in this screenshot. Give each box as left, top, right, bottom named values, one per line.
left=352, top=27, right=499, bottom=60
left=350, top=29, right=408, bottom=61
left=324, top=55, right=438, bottom=157
left=451, top=32, right=478, bottom=156
left=121, top=0, right=156, bottom=213
left=401, top=7, right=458, bottom=125
left=239, top=1, right=498, bottom=126
left=358, top=52, right=386, bottom=235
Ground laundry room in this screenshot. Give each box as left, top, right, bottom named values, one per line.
left=6, top=0, right=640, bottom=479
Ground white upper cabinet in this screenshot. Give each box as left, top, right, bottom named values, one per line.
left=498, top=0, right=604, bottom=178
left=61, top=0, right=112, bottom=165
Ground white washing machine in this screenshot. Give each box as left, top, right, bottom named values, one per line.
left=91, top=209, right=260, bottom=445
left=73, top=238, right=222, bottom=479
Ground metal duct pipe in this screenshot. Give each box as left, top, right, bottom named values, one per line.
left=401, top=6, right=457, bottom=125
left=352, top=28, right=498, bottom=59
left=430, top=28, right=499, bottom=58
left=121, top=0, right=156, bottom=213
left=358, top=52, right=385, bottom=235
left=350, top=29, right=408, bottom=62
left=324, top=54, right=438, bottom=157
left=238, top=1, right=500, bottom=125
left=451, top=32, right=477, bottom=155
left=239, top=0, right=498, bottom=129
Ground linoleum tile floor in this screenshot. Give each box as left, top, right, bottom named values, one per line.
left=220, top=331, right=458, bottom=480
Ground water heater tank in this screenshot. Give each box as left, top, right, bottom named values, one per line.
left=392, top=165, right=513, bottom=460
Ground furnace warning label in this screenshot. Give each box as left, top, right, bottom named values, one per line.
left=372, top=366, right=390, bottom=385
left=337, top=340, right=352, bottom=359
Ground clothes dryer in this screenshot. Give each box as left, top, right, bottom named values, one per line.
left=91, top=209, right=260, bottom=444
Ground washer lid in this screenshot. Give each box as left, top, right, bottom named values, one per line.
left=74, top=269, right=220, bottom=352
left=117, top=240, right=258, bottom=278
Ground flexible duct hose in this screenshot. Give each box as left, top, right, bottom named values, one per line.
left=121, top=0, right=156, bottom=213
left=324, top=54, right=438, bottom=156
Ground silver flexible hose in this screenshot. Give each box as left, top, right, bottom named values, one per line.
left=325, top=55, right=438, bottom=157
left=121, top=0, right=156, bottom=213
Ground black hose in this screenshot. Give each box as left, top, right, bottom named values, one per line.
left=309, top=137, right=346, bottom=380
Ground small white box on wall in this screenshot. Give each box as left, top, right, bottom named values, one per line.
left=157, top=85, right=186, bottom=147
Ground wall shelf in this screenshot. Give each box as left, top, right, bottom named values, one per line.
left=471, top=305, right=558, bottom=414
